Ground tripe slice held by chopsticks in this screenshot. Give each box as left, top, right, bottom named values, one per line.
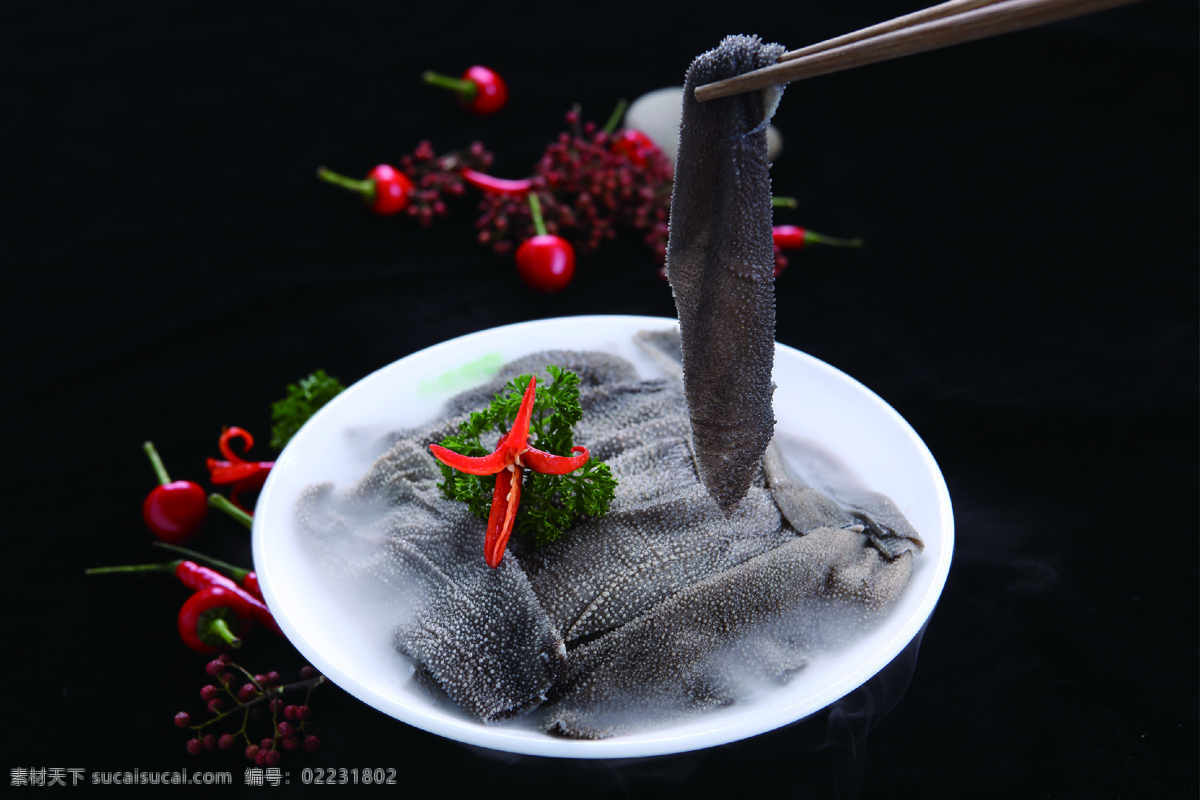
left=666, top=34, right=785, bottom=515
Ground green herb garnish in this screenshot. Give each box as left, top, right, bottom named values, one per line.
left=270, top=370, right=346, bottom=450
left=436, top=365, right=617, bottom=547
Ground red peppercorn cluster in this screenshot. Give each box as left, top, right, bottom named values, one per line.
left=473, top=109, right=675, bottom=261
left=319, top=94, right=865, bottom=288
left=397, top=140, right=495, bottom=227
left=176, top=656, right=324, bottom=763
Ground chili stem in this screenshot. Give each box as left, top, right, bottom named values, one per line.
left=528, top=194, right=548, bottom=237
left=602, top=98, right=628, bottom=135
left=152, top=542, right=250, bottom=581
left=143, top=441, right=171, bottom=485
left=316, top=167, right=375, bottom=198
left=209, top=617, right=242, bottom=648
left=85, top=563, right=173, bottom=575
left=209, top=494, right=253, bottom=529
left=771, top=196, right=798, bottom=209
left=805, top=231, right=865, bottom=248
left=422, top=71, right=476, bottom=99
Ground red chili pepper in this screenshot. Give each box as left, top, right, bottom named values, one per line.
left=316, top=164, right=414, bottom=215
left=142, top=441, right=208, bottom=545
left=515, top=193, right=575, bottom=292
left=771, top=225, right=864, bottom=276
left=423, top=66, right=508, bottom=115
left=461, top=169, right=532, bottom=196
left=86, top=558, right=281, bottom=636
left=429, top=376, right=590, bottom=568
left=610, top=129, right=661, bottom=167
left=152, top=542, right=264, bottom=600
left=772, top=225, right=864, bottom=251
left=242, top=572, right=262, bottom=599
left=176, top=563, right=283, bottom=637
left=207, top=427, right=274, bottom=514
left=517, top=237, right=575, bottom=293
left=178, top=585, right=255, bottom=654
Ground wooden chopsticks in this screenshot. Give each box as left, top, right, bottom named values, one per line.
left=694, top=0, right=1146, bottom=102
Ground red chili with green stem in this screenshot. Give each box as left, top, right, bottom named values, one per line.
left=771, top=224, right=864, bottom=276
left=177, top=661, right=325, bottom=759
left=602, top=99, right=662, bottom=167
left=178, top=586, right=255, bottom=654
left=772, top=224, right=864, bottom=251
left=87, top=559, right=282, bottom=636
left=515, top=193, right=575, bottom=292
left=423, top=66, right=508, bottom=114
left=317, top=164, right=414, bottom=215
left=142, top=441, right=208, bottom=545
left=152, top=541, right=263, bottom=600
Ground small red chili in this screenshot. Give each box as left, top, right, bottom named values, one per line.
left=242, top=572, right=263, bottom=599
left=176, top=562, right=283, bottom=637
left=461, top=169, right=532, bottom=196
left=772, top=225, right=864, bottom=251
left=86, top=558, right=281, bottom=636
left=152, top=542, right=263, bottom=600
left=142, top=441, right=207, bottom=545
left=316, top=164, right=414, bottom=215
left=515, top=193, right=575, bottom=293
left=423, top=66, right=508, bottom=115
left=771, top=225, right=864, bottom=276
left=207, top=427, right=274, bottom=514
left=178, top=585, right=255, bottom=654
left=610, top=129, right=660, bottom=166
left=429, top=376, right=590, bottom=568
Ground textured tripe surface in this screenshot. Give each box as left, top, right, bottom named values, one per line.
left=666, top=34, right=785, bottom=516
left=543, top=528, right=913, bottom=739
left=295, top=338, right=923, bottom=737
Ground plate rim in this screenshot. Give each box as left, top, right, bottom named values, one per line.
left=253, top=314, right=954, bottom=759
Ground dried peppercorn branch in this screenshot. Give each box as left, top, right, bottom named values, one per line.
left=176, top=657, right=325, bottom=764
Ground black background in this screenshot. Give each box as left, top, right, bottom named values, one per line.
left=5, top=1, right=1197, bottom=797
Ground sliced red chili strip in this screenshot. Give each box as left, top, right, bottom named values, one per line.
left=219, top=426, right=255, bottom=463
left=461, top=168, right=532, bottom=196
left=484, top=466, right=522, bottom=568
left=208, top=461, right=269, bottom=484
left=522, top=445, right=589, bottom=475
left=429, top=374, right=598, bottom=568
left=429, top=444, right=509, bottom=475
left=507, top=376, right=538, bottom=456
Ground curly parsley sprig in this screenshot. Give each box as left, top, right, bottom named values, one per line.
left=269, top=370, right=346, bottom=450
left=436, top=365, right=617, bottom=547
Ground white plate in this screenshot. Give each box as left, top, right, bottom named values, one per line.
left=253, top=315, right=954, bottom=759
